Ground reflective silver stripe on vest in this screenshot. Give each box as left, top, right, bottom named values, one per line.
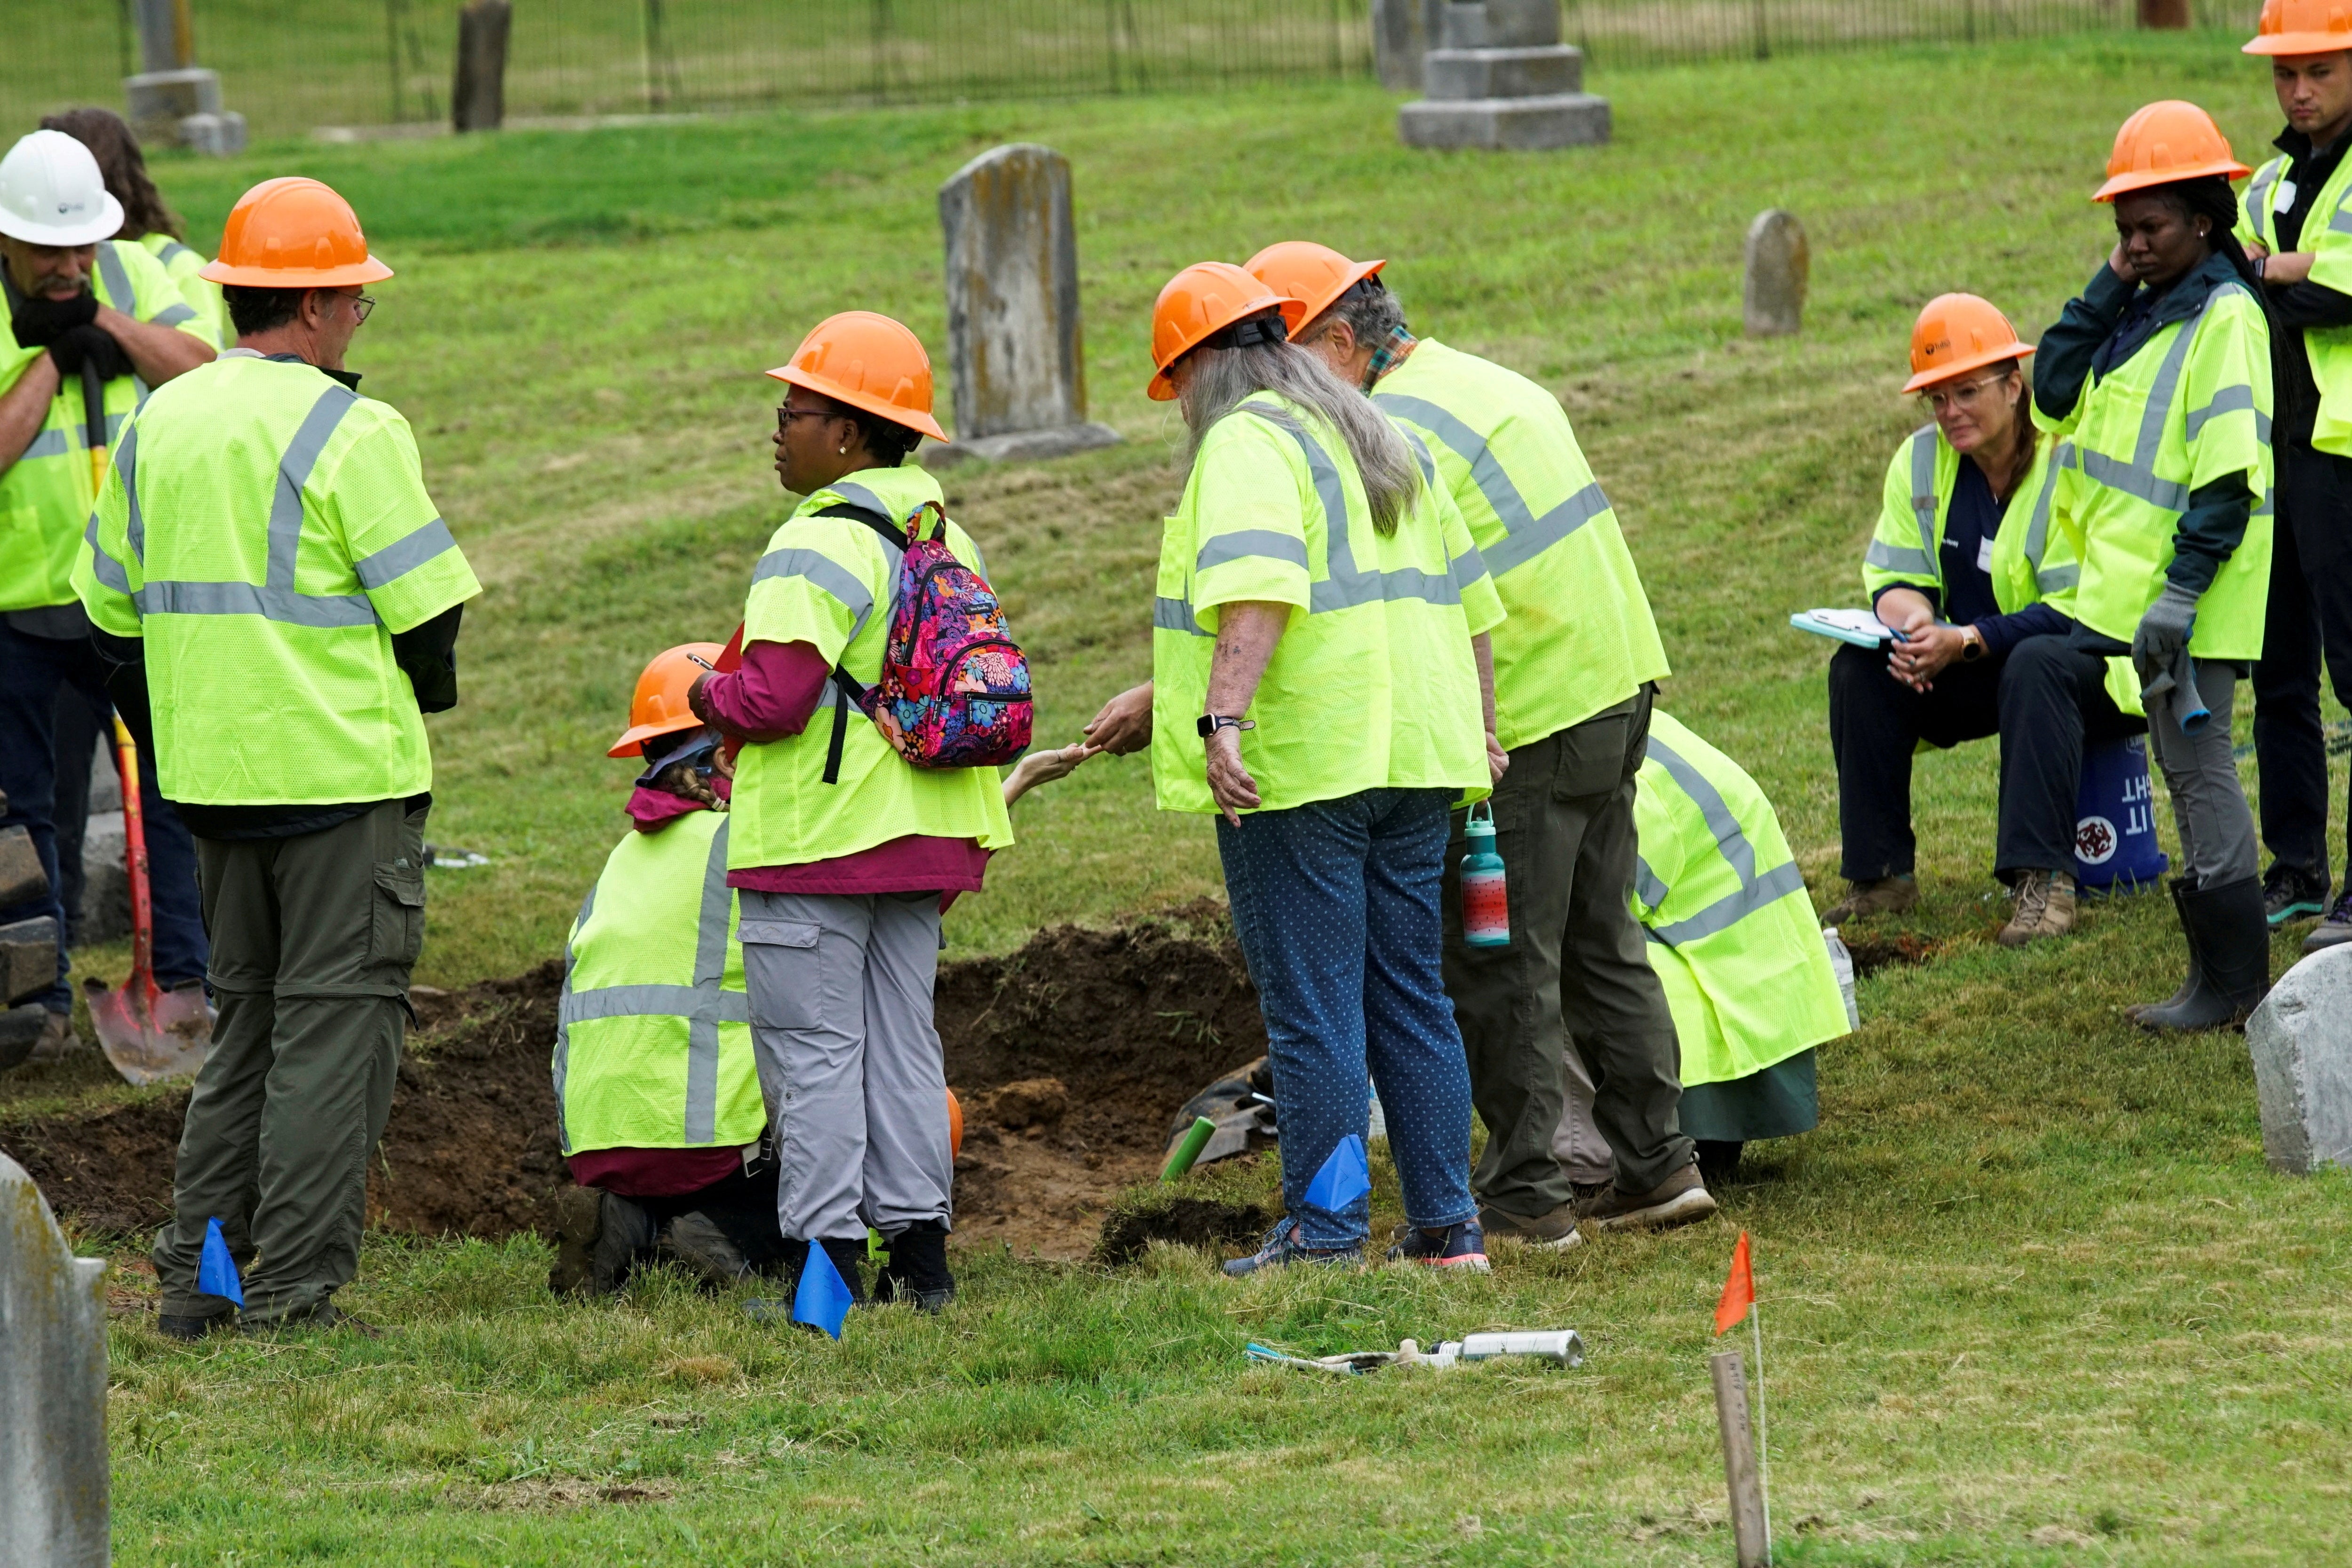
left=95, top=242, right=134, bottom=310
left=1864, top=540, right=1936, bottom=574
left=19, top=411, right=131, bottom=461
left=2072, top=446, right=2191, bottom=513
left=136, top=579, right=377, bottom=626
left=157, top=239, right=195, bottom=266
left=1635, top=856, right=1670, bottom=912
left=2183, top=384, right=2265, bottom=443
left=1641, top=733, right=1810, bottom=948
left=119, top=419, right=144, bottom=562
left=270, top=386, right=358, bottom=589
left=1239, top=402, right=1464, bottom=612
left=552, top=819, right=746, bottom=1146
left=2071, top=283, right=2253, bottom=518
left=2331, top=203, right=2352, bottom=238
left=1906, top=424, right=1939, bottom=565
left=1154, top=595, right=1208, bottom=636
left=352, top=517, right=458, bottom=590
left=2022, top=442, right=2062, bottom=592
left=82, top=511, right=132, bottom=594
left=2248, top=162, right=2282, bottom=246
left=150, top=303, right=196, bottom=328
left=750, top=546, right=874, bottom=620
left=1197, top=528, right=1310, bottom=573
left=1371, top=390, right=1614, bottom=577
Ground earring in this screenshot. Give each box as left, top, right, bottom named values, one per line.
left=838, top=445, right=848, bottom=455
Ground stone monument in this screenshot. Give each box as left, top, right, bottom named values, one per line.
left=124, top=0, right=246, bottom=156
left=0, top=1156, right=109, bottom=1567
left=1743, top=210, right=1808, bottom=337
left=1372, top=0, right=1446, bottom=90
left=1397, top=0, right=1611, bottom=152
left=928, top=144, right=1121, bottom=469
left=452, top=0, right=512, bottom=133
left=2245, top=947, right=2352, bottom=1175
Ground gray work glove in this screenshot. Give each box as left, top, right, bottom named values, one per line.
left=2133, top=581, right=2209, bottom=734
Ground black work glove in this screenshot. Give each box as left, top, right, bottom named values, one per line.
left=9, top=289, right=96, bottom=348
left=48, top=324, right=130, bottom=383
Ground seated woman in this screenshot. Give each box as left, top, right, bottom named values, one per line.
left=1826, top=294, right=2135, bottom=944
left=553, top=644, right=1095, bottom=1298
left=1554, top=711, right=1850, bottom=1192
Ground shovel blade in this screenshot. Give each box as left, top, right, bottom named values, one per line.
left=85, top=976, right=209, bottom=1086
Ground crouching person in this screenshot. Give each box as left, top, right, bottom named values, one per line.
left=549, top=645, right=783, bottom=1297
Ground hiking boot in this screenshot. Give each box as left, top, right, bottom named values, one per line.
left=1385, top=1218, right=1491, bottom=1271
left=1823, top=875, right=1916, bottom=924
left=2302, top=890, right=2352, bottom=955
left=156, top=1310, right=233, bottom=1342
left=2263, top=864, right=2330, bottom=927
left=872, top=1220, right=955, bottom=1311
left=1473, top=1203, right=1582, bottom=1252
left=1997, top=869, right=2077, bottom=948
left=2137, top=875, right=2271, bottom=1033
left=660, top=1211, right=753, bottom=1289
left=28, top=1008, right=82, bottom=1062
left=1578, top=1164, right=1718, bottom=1232
left=548, top=1185, right=656, bottom=1297
left=1221, top=1219, right=1363, bottom=1278
left=242, top=1301, right=381, bottom=1338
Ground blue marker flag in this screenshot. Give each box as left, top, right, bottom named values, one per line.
left=197, top=1216, right=244, bottom=1306
left=791, top=1241, right=853, bottom=1341
left=1303, top=1133, right=1371, bottom=1214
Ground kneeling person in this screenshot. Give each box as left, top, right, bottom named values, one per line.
left=550, top=645, right=782, bottom=1297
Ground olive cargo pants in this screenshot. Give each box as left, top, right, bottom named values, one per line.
left=1441, top=687, right=1692, bottom=1214
left=154, top=799, right=427, bottom=1324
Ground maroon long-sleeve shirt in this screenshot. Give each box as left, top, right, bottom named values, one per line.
left=697, top=638, right=990, bottom=898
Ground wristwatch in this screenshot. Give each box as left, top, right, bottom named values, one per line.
left=1197, top=713, right=1256, bottom=738
left=1959, top=625, right=1986, bottom=661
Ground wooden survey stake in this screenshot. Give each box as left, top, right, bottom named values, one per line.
left=1709, top=1349, right=1769, bottom=1567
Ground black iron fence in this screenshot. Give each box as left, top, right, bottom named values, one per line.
left=0, top=0, right=2260, bottom=142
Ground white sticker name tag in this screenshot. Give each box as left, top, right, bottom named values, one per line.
left=2277, top=178, right=2298, bottom=215
left=1977, top=534, right=1995, bottom=573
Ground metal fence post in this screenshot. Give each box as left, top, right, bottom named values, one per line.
left=1753, top=0, right=1769, bottom=59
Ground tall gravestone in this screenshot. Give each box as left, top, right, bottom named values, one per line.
left=1398, top=0, right=1610, bottom=151
left=0, top=1157, right=109, bottom=1567
left=1743, top=209, right=1808, bottom=337
left=123, top=0, right=246, bottom=156
left=452, top=0, right=512, bottom=133
left=1372, top=0, right=1447, bottom=90
left=2246, top=947, right=2352, bottom=1174
left=928, top=145, right=1122, bottom=469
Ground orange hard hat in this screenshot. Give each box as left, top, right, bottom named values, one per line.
left=608, top=642, right=724, bottom=758
left=199, top=177, right=394, bottom=288
left=2244, top=0, right=2352, bottom=55
left=2093, top=101, right=2250, bottom=202
left=1147, top=262, right=1308, bottom=401
left=766, top=311, right=947, bottom=443
left=1242, top=240, right=1387, bottom=332
left=1902, top=294, right=2035, bottom=394
left=946, top=1087, right=963, bottom=1160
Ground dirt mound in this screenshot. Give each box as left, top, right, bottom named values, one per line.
left=4, top=907, right=1266, bottom=1263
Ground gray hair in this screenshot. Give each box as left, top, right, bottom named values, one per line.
left=1303, top=277, right=1407, bottom=354
left=1176, top=332, right=1422, bottom=536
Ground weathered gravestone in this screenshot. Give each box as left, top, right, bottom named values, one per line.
left=1397, top=0, right=1611, bottom=151
left=452, top=0, right=512, bottom=133
left=2245, top=946, right=2352, bottom=1174
left=1372, top=0, right=1447, bottom=90
left=927, top=145, right=1122, bottom=470
left=0, top=1156, right=109, bottom=1568
left=1743, top=209, right=1808, bottom=337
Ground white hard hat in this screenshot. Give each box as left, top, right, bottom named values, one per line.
left=0, top=130, right=124, bottom=247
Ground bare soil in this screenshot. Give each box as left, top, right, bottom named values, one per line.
left=1, top=905, right=1265, bottom=1263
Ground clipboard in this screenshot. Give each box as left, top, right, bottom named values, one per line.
left=1789, top=608, right=1898, bottom=648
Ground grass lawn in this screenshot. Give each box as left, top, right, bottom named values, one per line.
left=28, top=27, right=2352, bottom=1566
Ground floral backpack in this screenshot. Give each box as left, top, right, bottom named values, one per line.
left=818, top=498, right=1032, bottom=783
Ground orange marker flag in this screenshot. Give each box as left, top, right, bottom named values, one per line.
left=1714, top=1230, right=1755, bottom=1336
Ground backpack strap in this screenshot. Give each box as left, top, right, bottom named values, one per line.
left=811, top=501, right=905, bottom=786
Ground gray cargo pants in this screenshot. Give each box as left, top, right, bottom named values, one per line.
left=738, top=888, right=954, bottom=1243
left=1442, top=686, right=1692, bottom=1214
left=155, top=798, right=424, bottom=1325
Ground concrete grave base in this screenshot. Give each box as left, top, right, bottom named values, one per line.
left=923, top=422, right=1123, bottom=470
left=2245, top=945, right=2352, bottom=1174
left=1398, top=92, right=1612, bottom=150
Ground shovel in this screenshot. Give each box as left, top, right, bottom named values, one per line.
left=84, top=716, right=209, bottom=1084
left=80, top=358, right=106, bottom=496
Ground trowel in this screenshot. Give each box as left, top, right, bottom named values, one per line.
left=86, top=717, right=209, bottom=1085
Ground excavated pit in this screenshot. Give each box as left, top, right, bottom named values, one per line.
left=0, top=905, right=1266, bottom=1262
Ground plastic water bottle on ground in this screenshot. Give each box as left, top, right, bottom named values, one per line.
left=1823, top=925, right=1859, bottom=1031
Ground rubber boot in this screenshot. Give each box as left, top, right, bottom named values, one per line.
left=548, top=1186, right=657, bottom=1297
left=2136, top=875, right=2271, bottom=1033
left=2125, top=878, right=2206, bottom=1024
left=873, top=1220, right=955, bottom=1312
left=779, top=1237, right=870, bottom=1309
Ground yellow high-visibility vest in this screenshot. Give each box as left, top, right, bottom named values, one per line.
left=2239, top=151, right=2352, bottom=458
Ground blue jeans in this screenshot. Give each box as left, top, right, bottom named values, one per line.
left=0, top=618, right=209, bottom=1005
left=1217, top=787, right=1478, bottom=1248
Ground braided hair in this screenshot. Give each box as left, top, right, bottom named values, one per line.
left=2148, top=174, right=2262, bottom=293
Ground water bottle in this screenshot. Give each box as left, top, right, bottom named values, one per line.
left=1823, top=925, right=1859, bottom=1032
left=1461, top=801, right=1510, bottom=947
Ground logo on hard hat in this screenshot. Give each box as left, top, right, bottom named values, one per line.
left=1926, top=335, right=1951, bottom=356
left=2074, top=815, right=2118, bottom=865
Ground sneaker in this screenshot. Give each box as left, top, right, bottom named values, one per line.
left=1577, top=1164, right=1718, bottom=1233
left=1823, top=874, right=1916, bottom=925
left=1473, top=1203, right=1583, bottom=1252
left=1385, top=1219, right=1492, bottom=1271
left=2263, top=865, right=2330, bottom=927
left=1998, top=868, right=2077, bottom=948
left=1221, top=1219, right=1362, bottom=1278
left=2303, top=890, right=2352, bottom=954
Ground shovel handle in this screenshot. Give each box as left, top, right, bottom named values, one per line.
left=111, top=715, right=155, bottom=998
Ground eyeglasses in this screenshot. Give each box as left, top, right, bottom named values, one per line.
left=776, top=405, right=829, bottom=435
left=1923, top=374, right=2007, bottom=414
left=349, top=294, right=375, bottom=325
